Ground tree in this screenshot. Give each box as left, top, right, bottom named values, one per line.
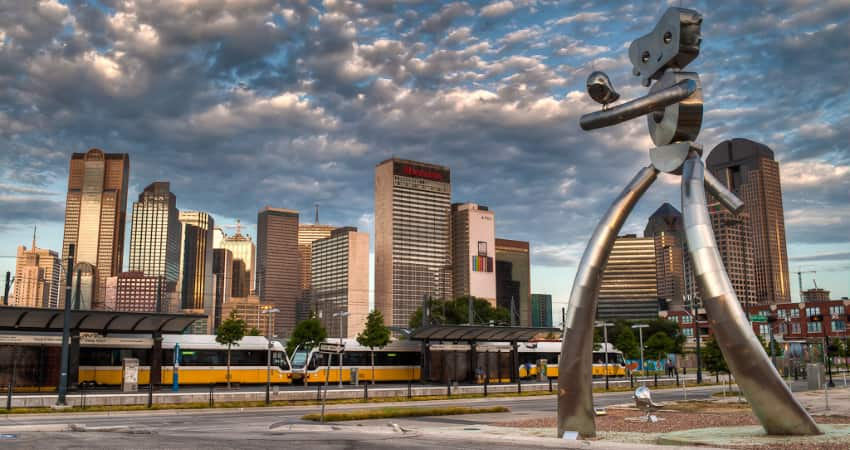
left=644, top=331, right=675, bottom=362
left=287, top=317, right=327, bottom=356
left=408, top=296, right=510, bottom=329
left=700, top=338, right=728, bottom=381
left=248, top=327, right=262, bottom=336
left=357, top=310, right=391, bottom=385
left=645, top=318, right=685, bottom=354
left=216, top=310, right=247, bottom=389
left=611, top=326, right=640, bottom=360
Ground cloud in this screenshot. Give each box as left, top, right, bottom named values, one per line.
left=481, top=1, right=515, bottom=18
left=790, top=252, right=850, bottom=262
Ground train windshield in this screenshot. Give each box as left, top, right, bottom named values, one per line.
left=592, top=352, right=625, bottom=366
left=290, top=350, right=310, bottom=369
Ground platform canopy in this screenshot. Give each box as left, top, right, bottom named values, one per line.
left=0, top=306, right=206, bottom=334
left=409, top=325, right=561, bottom=342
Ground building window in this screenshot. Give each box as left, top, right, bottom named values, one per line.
left=670, top=316, right=679, bottom=323
left=808, top=321, right=822, bottom=333
left=829, top=305, right=844, bottom=317
left=806, top=307, right=820, bottom=318
left=683, top=328, right=693, bottom=337
left=792, top=322, right=801, bottom=334
left=780, top=323, right=787, bottom=334
left=832, top=321, right=846, bottom=332
left=682, top=315, right=692, bottom=324
left=759, top=324, right=770, bottom=338
left=790, top=309, right=800, bottom=318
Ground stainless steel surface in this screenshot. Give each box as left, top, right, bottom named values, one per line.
left=628, top=7, right=702, bottom=87
left=579, top=79, right=697, bottom=131
left=681, top=154, right=821, bottom=436
left=586, top=71, right=620, bottom=107
left=704, top=169, right=744, bottom=213
left=649, top=141, right=701, bottom=174
left=557, top=165, right=658, bottom=438
left=647, top=71, right=702, bottom=146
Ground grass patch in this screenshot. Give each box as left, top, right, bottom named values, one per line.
left=301, top=405, right=510, bottom=422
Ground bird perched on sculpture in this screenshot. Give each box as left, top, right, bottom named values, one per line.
left=586, top=71, right=619, bottom=108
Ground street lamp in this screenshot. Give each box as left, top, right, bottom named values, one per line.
left=595, top=321, right=614, bottom=390
left=261, top=306, right=279, bottom=406
left=631, top=324, right=649, bottom=376
left=332, top=311, right=350, bottom=387
left=684, top=294, right=703, bottom=384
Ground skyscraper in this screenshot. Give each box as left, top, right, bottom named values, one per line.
left=61, top=148, right=129, bottom=308
left=215, top=224, right=256, bottom=297
left=644, top=203, right=687, bottom=311
left=451, top=203, right=496, bottom=305
left=531, top=293, right=553, bottom=327
left=129, top=182, right=181, bottom=284
left=12, top=236, right=60, bottom=308
left=596, top=235, right=659, bottom=320
left=257, top=207, right=300, bottom=336
left=495, top=238, right=531, bottom=326
left=707, top=138, right=791, bottom=304
left=298, top=223, right=336, bottom=320
left=710, top=205, right=757, bottom=308
left=111, top=271, right=170, bottom=312
left=212, top=248, right=233, bottom=329
left=311, top=227, right=370, bottom=338
left=179, top=211, right=214, bottom=332
left=375, top=158, right=452, bottom=329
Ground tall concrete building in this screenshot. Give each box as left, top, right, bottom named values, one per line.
left=710, top=206, right=757, bottom=308
left=212, top=248, right=233, bottom=329
left=257, top=207, right=300, bottom=336
left=644, top=203, right=688, bottom=311
left=375, top=159, right=452, bottom=329
left=12, top=236, right=61, bottom=308
left=179, top=211, right=214, bottom=332
left=109, top=271, right=170, bottom=312
left=215, top=224, right=256, bottom=298
left=451, top=203, right=496, bottom=306
left=596, top=235, right=658, bottom=320
left=311, top=227, right=370, bottom=338
left=129, top=182, right=181, bottom=284
left=495, top=238, right=531, bottom=326
left=298, top=223, right=336, bottom=320
left=531, top=293, right=553, bottom=327
left=707, top=138, right=791, bottom=304
left=60, top=148, right=129, bottom=308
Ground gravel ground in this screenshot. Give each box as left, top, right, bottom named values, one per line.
left=493, top=401, right=850, bottom=449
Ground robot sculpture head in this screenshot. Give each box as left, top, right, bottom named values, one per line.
left=628, top=7, right=703, bottom=87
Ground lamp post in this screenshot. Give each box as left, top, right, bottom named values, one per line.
left=632, top=324, right=649, bottom=376
left=261, top=306, right=279, bottom=405
left=686, top=294, right=703, bottom=384
left=595, top=321, right=614, bottom=390
left=332, top=311, right=349, bottom=387
left=57, top=244, right=75, bottom=406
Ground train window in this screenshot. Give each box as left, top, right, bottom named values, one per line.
left=342, top=351, right=370, bottom=366
left=272, top=352, right=289, bottom=370
left=80, top=348, right=150, bottom=365
left=290, top=350, right=309, bottom=369
left=374, top=351, right=420, bottom=366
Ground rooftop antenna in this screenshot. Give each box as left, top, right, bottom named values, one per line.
left=314, top=203, right=319, bottom=224
left=235, top=219, right=242, bottom=235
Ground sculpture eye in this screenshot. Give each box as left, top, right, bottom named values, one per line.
left=663, top=31, right=672, bottom=44
left=641, top=51, right=650, bottom=63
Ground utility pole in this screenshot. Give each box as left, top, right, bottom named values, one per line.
left=510, top=296, right=516, bottom=326
left=57, top=244, right=75, bottom=406
left=632, top=324, right=649, bottom=375
left=3, top=271, right=11, bottom=306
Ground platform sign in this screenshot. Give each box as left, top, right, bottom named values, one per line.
left=318, top=343, right=345, bottom=354
left=172, top=342, right=180, bottom=392
left=121, top=358, right=139, bottom=392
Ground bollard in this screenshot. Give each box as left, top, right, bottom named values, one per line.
left=147, top=382, right=153, bottom=409
left=209, top=384, right=214, bottom=408
left=408, top=379, right=412, bottom=399
left=654, top=372, right=658, bottom=387
left=675, top=369, right=680, bottom=387
left=363, top=383, right=368, bottom=401
left=447, top=379, right=451, bottom=397
left=485, top=377, right=489, bottom=397
left=518, top=377, right=522, bottom=394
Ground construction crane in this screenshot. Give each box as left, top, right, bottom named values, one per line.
left=794, top=269, right=817, bottom=301
left=219, top=219, right=247, bottom=236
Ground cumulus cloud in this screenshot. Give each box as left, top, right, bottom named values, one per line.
left=481, top=1, right=515, bottom=18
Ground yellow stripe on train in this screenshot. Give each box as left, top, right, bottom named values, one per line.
left=79, top=366, right=293, bottom=385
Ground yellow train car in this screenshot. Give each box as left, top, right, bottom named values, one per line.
left=516, top=341, right=627, bottom=379
left=291, top=339, right=421, bottom=385
left=77, top=334, right=292, bottom=386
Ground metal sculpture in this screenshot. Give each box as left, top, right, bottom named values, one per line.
left=557, top=7, right=821, bottom=438
left=633, top=386, right=664, bottom=422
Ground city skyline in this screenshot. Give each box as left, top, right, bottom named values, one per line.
left=1, top=1, right=848, bottom=318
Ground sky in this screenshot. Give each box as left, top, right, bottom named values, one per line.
left=1, top=0, right=848, bottom=322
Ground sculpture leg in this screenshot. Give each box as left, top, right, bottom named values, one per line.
left=557, top=165, right=658, bottom=438
left=681, top=153, right=820, bottom=436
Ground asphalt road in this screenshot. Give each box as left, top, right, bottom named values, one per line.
left=0, top=381, right=812, bottom=449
